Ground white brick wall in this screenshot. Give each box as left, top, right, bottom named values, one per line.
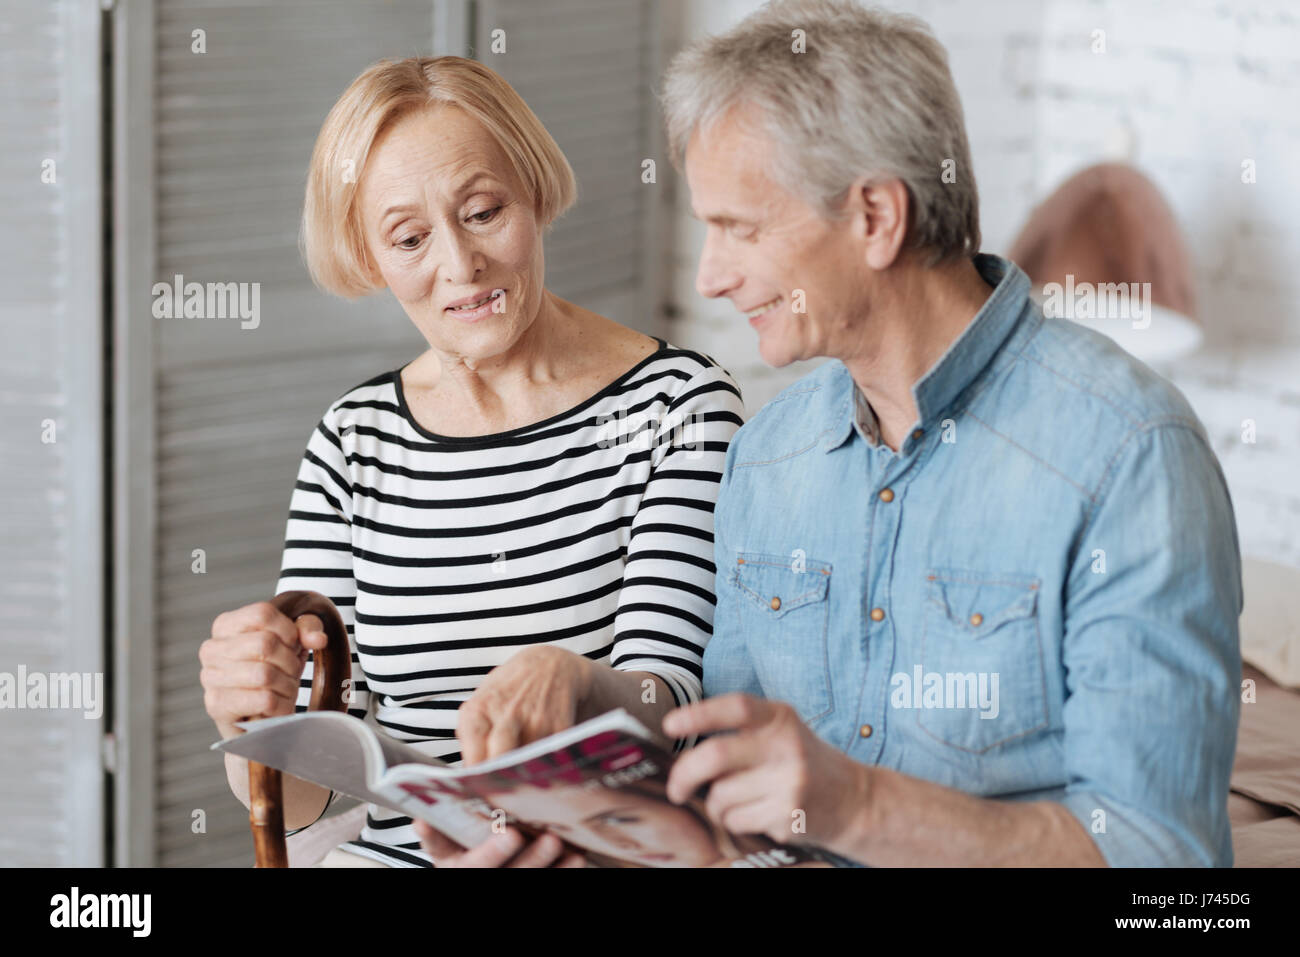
left=658, top=0, right=1300, bottom=565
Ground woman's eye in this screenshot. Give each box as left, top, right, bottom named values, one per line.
left=395, top=233, right=425, bottom=250
left=469, top=206, right=501, bottom=224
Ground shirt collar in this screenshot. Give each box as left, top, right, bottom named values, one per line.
left=851, top=382, right=882, bottom=446
left=826, top=253, right=1030, bottom=453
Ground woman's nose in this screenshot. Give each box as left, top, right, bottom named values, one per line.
left=436, top=227, right=483, bottom=284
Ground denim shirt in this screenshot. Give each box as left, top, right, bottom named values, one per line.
left=704, top=253, right=1243, bottom=866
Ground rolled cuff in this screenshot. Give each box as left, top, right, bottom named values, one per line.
left=1058, top=790, right=1221, bottom=867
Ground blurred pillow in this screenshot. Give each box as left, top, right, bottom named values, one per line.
left=1240, top=556, right=1300, bottom=690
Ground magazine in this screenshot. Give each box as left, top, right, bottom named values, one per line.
left=213, top=709, right=830, bottom=868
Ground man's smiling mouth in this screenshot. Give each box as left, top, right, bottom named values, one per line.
left=743, top=296, right=782, bottom=319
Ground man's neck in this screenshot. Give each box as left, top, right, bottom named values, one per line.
left=840, top=255, right=993, bottom=452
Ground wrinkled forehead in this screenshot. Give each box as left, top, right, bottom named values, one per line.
left=683, top=101, right=769, bottom=172
left=683, top=105, right=794, bottom=222
left=359, top=104, right=517, bottom=208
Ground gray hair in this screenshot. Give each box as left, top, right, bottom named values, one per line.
left=660, top=0, right=980, bottom=265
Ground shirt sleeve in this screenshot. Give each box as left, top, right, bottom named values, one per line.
left=275, top=403, right=371, bottom=723
left=1056, top=421, right=1243, bottom=866
left=610, top=360, right=745, bottom=751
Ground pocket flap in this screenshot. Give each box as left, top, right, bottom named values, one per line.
left=732, top=551, right=831, bottom=617
left=926, top=569, right=1039, bottom=636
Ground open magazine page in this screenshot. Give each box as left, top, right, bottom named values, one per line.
left=215, top=708, right=833, bottom=866
left=388, top=721, right=830, bottom=868
left=213, top=711, right=483, bottom=840
left=215, top=711, right=409, bottom=808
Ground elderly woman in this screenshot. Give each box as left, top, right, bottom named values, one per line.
left=199, top=56, right=743, bottom=868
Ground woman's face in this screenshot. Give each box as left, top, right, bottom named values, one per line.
left=355, top=103, right=548, bottom=361
left=495, top=785, right=724, bottom=867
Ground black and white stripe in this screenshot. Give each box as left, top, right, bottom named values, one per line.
left=277, top=337, right=744, bottom=866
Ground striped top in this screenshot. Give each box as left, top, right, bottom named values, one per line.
left=277, top=336, right=745, bottom=867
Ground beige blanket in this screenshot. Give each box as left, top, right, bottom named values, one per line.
left=1230, top=664, right=1300, bottom=866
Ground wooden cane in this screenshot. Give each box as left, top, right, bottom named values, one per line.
left=248, top=590, right=351, bottom=868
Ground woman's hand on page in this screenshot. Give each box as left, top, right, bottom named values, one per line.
left=200, top=601, right=332, bottom=739
left=456, top=645, right=595, bottom=764
left=413, top=820, right=586, bottom=868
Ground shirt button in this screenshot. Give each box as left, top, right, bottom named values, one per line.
left=770, top=596, right=781, bottom=610
left=912, top=429, right=924, bottom=440
left=859, top=724, right=873, bottom=738
left=870, top=607, right=885, bottom=622
left=878, top=488, right=894, bottom=503
left=969, top=613, right=983, bottom=626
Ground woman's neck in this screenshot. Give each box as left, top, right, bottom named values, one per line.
left=410, top=290, right=574, bottom=409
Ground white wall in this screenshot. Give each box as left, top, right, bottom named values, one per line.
left=659, top=0, right=1300, bottom=567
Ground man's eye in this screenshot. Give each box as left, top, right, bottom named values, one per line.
left=469, top=206, right=501, bottom=224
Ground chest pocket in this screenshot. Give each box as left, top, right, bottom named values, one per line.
left=916, top=569, right=1047, bottom=753
left=730, top=551, right=833, bottom=726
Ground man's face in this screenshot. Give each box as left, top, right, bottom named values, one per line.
left=684, top=104, right=867, bottom=367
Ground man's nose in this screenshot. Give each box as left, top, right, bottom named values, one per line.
left=695, top=231, right=739, bottom=300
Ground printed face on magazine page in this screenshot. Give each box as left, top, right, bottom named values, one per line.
left=490, top=783, right=724, bottom=867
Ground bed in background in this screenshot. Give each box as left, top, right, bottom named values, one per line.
left=1230, top=556, right=1300, bottom=867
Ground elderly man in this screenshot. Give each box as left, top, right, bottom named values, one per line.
left=658, top=0, right=1242, bottom=866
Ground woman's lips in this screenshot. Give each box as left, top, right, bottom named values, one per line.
left=446, top=288, right=505, bottom=323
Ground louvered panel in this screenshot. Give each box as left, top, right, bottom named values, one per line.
left=152, top=0, right=433, bottom=354
left=488, top=0, right=632, bottom=21
left=478, top=0, right=655, bottom=307
left=149, top=0, right=438, bottom=867
left=145, top=0, right=660, bottom=866
left=154, top=346, right=417, bottom=867
left=0, top=0, right=103, bottom=867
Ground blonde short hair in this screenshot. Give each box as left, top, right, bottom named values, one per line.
left=302, top=56, right=577, bottom=299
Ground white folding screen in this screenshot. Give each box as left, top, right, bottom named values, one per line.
left=110, top=0, right=661, bottom=866
left=473, top=0, right=663, bottom=324
left=0, top=0, right=106, bottom=867
left=116, top=0, right=438, bottom=868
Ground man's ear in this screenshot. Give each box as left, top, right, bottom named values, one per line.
left=845, top=175, right=910, bottom=271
